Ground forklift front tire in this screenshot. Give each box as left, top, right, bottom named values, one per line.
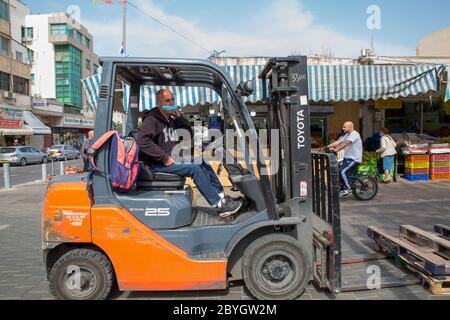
left=48, top=248, right=115, bottom=300
left=242, top=234, right=309, bottom=300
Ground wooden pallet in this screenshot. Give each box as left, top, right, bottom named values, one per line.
left=401, top=257, right=450, bottom=296
left=368, top=226, right=450, bottom=276
left=435, top=224, right=450, bottom=241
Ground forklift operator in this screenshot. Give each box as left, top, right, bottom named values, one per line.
left=137, top=89, right=243, bottom=218
left=328, top=121, right=363, bottom=196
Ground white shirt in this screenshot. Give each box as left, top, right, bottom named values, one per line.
left=341, top=131, right=363, bottom=163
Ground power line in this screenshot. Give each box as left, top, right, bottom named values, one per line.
left=126, top=1, right=212, bottom=55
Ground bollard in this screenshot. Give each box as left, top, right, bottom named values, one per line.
left=42, top=163, right=47, bottom=181
left=3, top=163, right=11, bottom=190
left=60, top=159, right=65, bottom=176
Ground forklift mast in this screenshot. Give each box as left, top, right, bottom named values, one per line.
left=261, top=56, right=312, bottom=207
left=261, top=56, right=342, bottom=294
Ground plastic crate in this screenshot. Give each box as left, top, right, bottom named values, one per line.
left=430, top=173, right=450, bottom=180
left=405, top=167, right=429, bottom=175
left=405, top=154, right=429, bottom=162
left=404, top=174, right=429, bottom=181
left=429, top=167, right=450, bottom=174
left=430, top=154, right=450, bottom=162
left=430, top=161, right=450, bottom=168
left=405, top=161, right=429, bottom=169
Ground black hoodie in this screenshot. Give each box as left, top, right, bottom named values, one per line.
left=137, top=107, right=192, bottom=165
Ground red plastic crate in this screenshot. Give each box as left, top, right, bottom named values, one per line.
left=430, top=173, right=450, bottom=180
left=430, top=154, right=450, bottom=162
left=405, top=154, right=430, bottom=162
left=430, top=167, right=450, bottom=174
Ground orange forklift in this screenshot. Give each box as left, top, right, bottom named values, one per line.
left=42, top=56, right=342, bottom=300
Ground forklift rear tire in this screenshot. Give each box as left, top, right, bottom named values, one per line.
left=242, top=234, right=309, bottom=300
left=49, top=249, right=114, bottom=300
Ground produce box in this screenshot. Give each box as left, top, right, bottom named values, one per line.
left=404, top=174, right=429, bottom=181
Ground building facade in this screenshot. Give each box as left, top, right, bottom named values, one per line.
left=417, top=26, right=450, bottom=57
left=0, top=0, right=36, bottom=147
left=24, top=12, right=98, bottom=149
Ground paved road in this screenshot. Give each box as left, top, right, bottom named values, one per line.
left=0, top=179, right=449, bottom=300
left=0, top=159, right=82, bottom=189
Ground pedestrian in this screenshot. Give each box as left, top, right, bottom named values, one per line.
left=81, top=130, right=95, bottom=172
left=376, top=128, right=397, bottom=183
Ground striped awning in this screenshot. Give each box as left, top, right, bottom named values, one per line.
left=445, top=65, right=450, bottom=102
left=81, top=63, right=446, bottom=111
left=308, top=64, right=443, bottom=102
left=139, top=85, right=221, bottom=112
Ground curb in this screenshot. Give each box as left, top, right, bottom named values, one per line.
left=0, top=180, right=46, bottom=192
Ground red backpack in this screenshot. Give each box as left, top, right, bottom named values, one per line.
left=89, top=131, right=140, bottom=191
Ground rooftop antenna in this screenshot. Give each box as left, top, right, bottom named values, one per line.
left=208, top=50, right=226, bottom=59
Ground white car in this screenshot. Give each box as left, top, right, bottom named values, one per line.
left=47, top=145, right=81, bottom=160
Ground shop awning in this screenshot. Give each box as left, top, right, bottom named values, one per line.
left=82, top=62, right=446, bottom=110
left=22, top=111, right=51, bottom=135
left=0, top=126, right=33, bottom=136
left=308, top=64, right=443, bottom=102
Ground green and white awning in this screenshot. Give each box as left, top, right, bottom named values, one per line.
left=308, top=64, right=443, bottom=102
left=82, top=62, right=447, bottom=111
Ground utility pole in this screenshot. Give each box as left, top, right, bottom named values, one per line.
left=122, top=0, right=127, bottom=56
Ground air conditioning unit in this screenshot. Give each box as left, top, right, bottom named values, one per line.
left=3, top=91, right=16, bottom=99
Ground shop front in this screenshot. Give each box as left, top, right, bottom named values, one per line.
left=0, top=106, right=32, bottom=147
left=52, top=115, right=95, bottom=150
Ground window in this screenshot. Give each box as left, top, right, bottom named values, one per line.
left=0, top=0, right=9, bottom=22
left=19, top=148, right=28, bottom=153
left=50, top=24, right=68, bottom=36
left=28, top=49, right=34, bottom=63
left=26, top=27, right=33, bottom=38
left=84, top=37, right=90, bottom=49
left=0, top=35, right=9, bottom=56
left=86, top=58, right=90, bottom=70
left=93, top=64, right=99, bottom=74
left=13, top=75, right=29, bottom=95
left=76, top=31, right=82, bottom=42
left=15, top=51, right=23, bottom=63
left=0, top=71, right=9, bottom=91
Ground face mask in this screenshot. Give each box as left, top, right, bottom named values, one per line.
left=162, top=104, right=178, bottom=111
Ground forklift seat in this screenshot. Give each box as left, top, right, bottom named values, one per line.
left=137, top=165, right=186, bottom=189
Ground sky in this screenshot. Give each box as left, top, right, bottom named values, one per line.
left=22, top=0, right=450, bottom=59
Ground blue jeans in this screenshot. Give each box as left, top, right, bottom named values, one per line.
left=151, top=160, right=224, bottom=206
left=382, top=155, right=395, bottom=171
left=339, top=158, right=359, bottom=190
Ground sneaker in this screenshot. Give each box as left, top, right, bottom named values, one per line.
left=339, top=189, right=352, bottom=197
left=218, top=198, right=243, bottom=218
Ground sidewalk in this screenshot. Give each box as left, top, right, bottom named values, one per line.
left=0, top=180, right=449, bottom=300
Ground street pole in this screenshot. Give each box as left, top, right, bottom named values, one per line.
left=3, top=163, right=11, bottom=190
left=122, top=0, right=127, bottom=56
left=42, top=163, right=47, bottom=181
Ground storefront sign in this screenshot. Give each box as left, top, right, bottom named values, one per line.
left=63, top=116, right=94, bottom=127
left=0, top=108, right=23, bottom=129
left=374, top=99, right=403, bottom=110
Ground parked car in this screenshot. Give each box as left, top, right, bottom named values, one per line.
left=47, top=145, right=80, bottom=160
left=0, top=146, right=48, bottom=166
